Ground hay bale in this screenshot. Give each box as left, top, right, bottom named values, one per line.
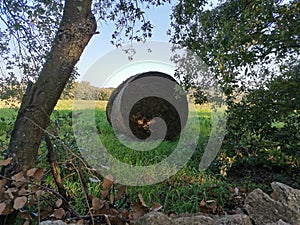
left=106, top=71, right=188, bottom=140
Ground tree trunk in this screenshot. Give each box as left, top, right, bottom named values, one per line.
left=0, top=0, right=96, bottom=223
left=5, top=0, right=96, bottom=173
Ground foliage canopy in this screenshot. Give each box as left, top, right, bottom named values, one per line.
left=171, top=0, right=300, bottom=95
left=170, top=0, right=300, bottom=172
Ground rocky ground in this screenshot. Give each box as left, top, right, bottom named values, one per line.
left=40, top=182, right=300, bottom=225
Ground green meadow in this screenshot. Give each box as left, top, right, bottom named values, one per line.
left=0, top=100, right=232, bottom=214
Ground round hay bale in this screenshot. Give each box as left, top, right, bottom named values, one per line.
left=106, top=71, right=188, bottom=140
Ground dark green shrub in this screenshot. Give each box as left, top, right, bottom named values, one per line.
left=222, top=63, right=300, bottom=170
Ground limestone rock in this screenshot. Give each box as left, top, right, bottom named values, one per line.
left=40, top=221, right=78, bottom=225
left=40, top=221, right=67, bottom=225
left=214, top=214, right=252, bottom=225
left=271, top=182, right=300, bottom=213
left=266, top=219, right=292, bottom=225
left=133, top=212, right=179, bottom=225
left=245, top=188, right=299, bottom=225
left=174, top=213, right=215, bottom=225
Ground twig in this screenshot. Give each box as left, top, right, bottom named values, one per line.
left=37, top=191, right=41, bottom=225
left=69, top=160, right=95, bottom=225
left=104, top=214, right=112, bottom=225
left=44, top=132, right=69, bottom=201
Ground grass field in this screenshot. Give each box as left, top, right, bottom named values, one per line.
left=0, top=99, right=232, bottom=214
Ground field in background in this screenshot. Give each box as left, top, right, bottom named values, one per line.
left=0, top=99, right=212, bottom=111
left=55, top=99, right=108, bottom=110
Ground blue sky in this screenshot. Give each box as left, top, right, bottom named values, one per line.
left=81, top=41, right=180, bottom=87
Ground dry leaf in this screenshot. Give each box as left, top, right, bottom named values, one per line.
left=75, top=219, right=85, bottom=225
left=151, top=202, right=163, bottom=212
left=19, top=210, right=32, bottom=220
left=18, top=188, right=31, bottom=196
left=13, top=196, right=27, bottom=210
left=115, top=185, right=126, bottom=201
left=128, top=202, right=149, bottom=220
left=0, top=179, right=7, bottom=192
left=0, top=202, right=7, bottom=213
left=55, top=199, right=63, bottom=208
left=110, top=192, right=114, bottom=204
left=198, top=199, right=222, bottom=215
left=12, top=171, right=26, bottom=182
left=102, top=174, right=114, bottom=190
left=92, top=196, right=105, bottom=214
left=0, top=201, right=13, bottom=215
left=5, top=187, right=18, bottom=199
left=199, top=199, right=206, bottom=207
left=23, top=221, right=30, bottom=225
left=35, top=190, right=43, bottom=198
left=92, top=196, right=100, bottom=209
left=138, top=193, right=147, bottom=208
left=97, top=201, right=119, bottom=216
left=101, top=189, right=109, bottom=200
left=40, top=207, right=53, bottom=220
left=11, top=172, right=27, bottom=188
left=53, top=208, right=65, bottom=219
left=109, top=207, right=119, bottom=216
left=121, top=209, right=129, bottom=219
left=33, top=168, right=44, bottom=182
left=0, top=158, right=12, bottom=166
left=12, top=180, right=25, bottom=188
left=26, top=168, right=37, bottom=177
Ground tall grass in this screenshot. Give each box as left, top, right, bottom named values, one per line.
left=0, top=100, right=230, bottom=214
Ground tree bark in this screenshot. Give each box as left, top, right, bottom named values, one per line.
left=4, top=0, right=96, bottom=174
left=0, top=0, right=96, bottom=223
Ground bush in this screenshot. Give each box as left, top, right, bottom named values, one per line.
left=221, top=63, right=300, bottom=170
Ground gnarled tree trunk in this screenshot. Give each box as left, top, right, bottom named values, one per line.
left=5, top=0, right=96, bottom=173
left=0, top=0, right=96, bottom=223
